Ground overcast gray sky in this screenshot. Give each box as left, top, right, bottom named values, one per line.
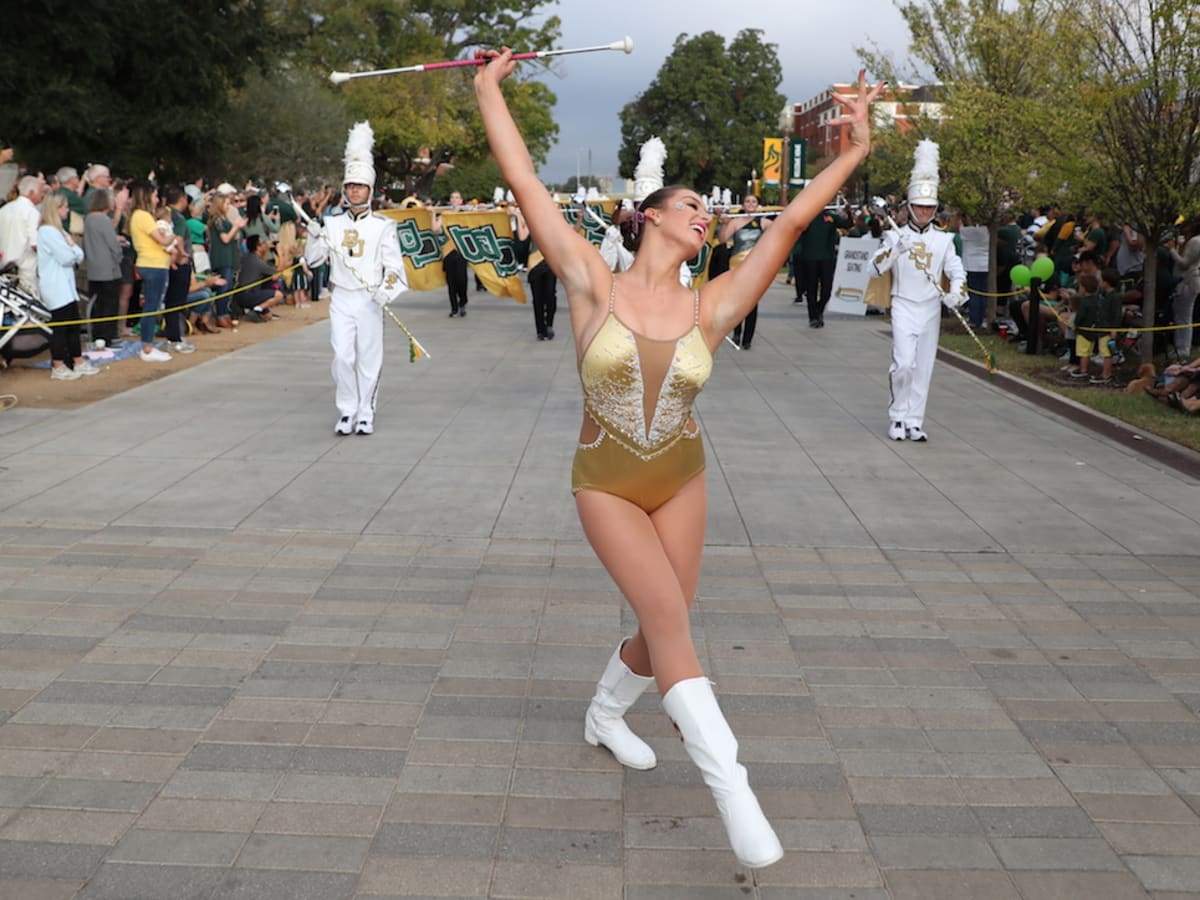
left=527, top=0, right=913, bottom=185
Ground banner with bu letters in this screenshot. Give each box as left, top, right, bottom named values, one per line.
left=381, top=208, right=526, bottom=303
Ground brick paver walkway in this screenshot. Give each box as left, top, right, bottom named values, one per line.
left=0, top=283, right=1197, bottom=898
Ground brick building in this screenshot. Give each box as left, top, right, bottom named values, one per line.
left=789, top=83, right=946, bottom=160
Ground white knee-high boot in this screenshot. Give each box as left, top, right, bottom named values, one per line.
left=583, top=641, right=657, bottom=770
left=662, top=676, right=783, bottom=869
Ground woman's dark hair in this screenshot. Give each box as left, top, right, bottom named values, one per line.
left=129, top=179, right=157, bottom=214
left=619, top=184, right=690, bottom=254
left=245, top=194, right=263, bottom=224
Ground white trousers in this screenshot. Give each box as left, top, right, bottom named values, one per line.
left=329, top=288, right=383, bottom=422
left=888, top=297, right=942, bottom=428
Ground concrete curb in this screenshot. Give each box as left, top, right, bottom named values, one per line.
left=938, top=345, right=1200, bottom=480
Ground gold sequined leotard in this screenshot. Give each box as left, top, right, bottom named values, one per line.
left=571, top=275, right=713, bottom=512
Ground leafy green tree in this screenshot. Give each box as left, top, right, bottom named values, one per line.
left=273, top=0, right=562, bottom=195
left=618, top=30, right=785, bottom=193
left=1075, top=0, right=1200, bottom=358
left=431, top=157, right=506, bottom=203
left=219, top=69, right=353, bottom=189
left=860, top=0, right=1092, bottom=320
left=0, top=0, right=270, bottom=178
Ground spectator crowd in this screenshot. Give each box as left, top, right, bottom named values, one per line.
left=0, top=151, right=341, bottom=380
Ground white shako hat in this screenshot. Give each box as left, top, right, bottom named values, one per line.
left=907, top=139, right=940, bottom=206
left=633, top=136, right=666, bottom=204
left=343, top=121, right=376, bottom=188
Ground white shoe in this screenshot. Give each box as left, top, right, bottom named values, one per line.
left=139, top=347, right=172, bottom=362
left=662, top=678, right=783, bottom=869
left=906, top=425, right=928, bottom=442
left=355, top=420, right=374, bottom=435
left=172, top=340, right=196, bottom=354
left=50, top=366, right=82, bottom=381
left=583, top=641, right=657, bottom=770
left=888, top=421, right=906, bottom=441
left=334, top=416, right=354, bottom=436
left=74, top=360, right=100, bottom=376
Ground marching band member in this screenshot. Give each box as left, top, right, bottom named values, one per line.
left=718, top=195, right=773, bottom=349
left=305, top=121, right=408, bottom=436
left=872, top=140, right=966, bottom=442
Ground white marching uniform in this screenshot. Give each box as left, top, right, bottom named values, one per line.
left=306, top=209, right=408, bottom=425
left=872, top=225, right=966, bottom=430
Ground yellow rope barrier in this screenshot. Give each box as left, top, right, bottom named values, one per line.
left=1023, top=288, right=1200, bottom=335
left=0, top=265, right=301, bottom=332
left=969, top=287, right=1027, bottom=298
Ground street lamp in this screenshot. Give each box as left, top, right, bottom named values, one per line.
left=778, top=102, right=793, bottom=205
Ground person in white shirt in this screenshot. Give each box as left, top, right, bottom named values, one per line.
left=872, top=141, right=967, bottom=442
left=959, top=214, right=991, bottom=329
left=305, top=122, right=408, bottom=436
left=0, top=174, right=47, bottom=297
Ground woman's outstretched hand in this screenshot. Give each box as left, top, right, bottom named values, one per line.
left=474, top=47, right=517, bottom=90
left=830, top=69, right=887, bottom=155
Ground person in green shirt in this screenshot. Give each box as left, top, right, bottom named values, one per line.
left=793, top=206, right=848, bottom=327
left=996, top=209, right=1023, bottom=313
left=266, top=182, right=298, bottom=225
left=205, top=191, right=247, bottom=327
left=54, top=166, right=88, bottom=234
left=1072, top=269, right=1122, bottom=384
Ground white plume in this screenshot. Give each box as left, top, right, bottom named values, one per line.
left=344, top=121, right=374, bottom=169
left=721, top=188, right=732, bottom=207
left=910, top=139, right=939, bottom=185
left=493, top=186, right=505, bottom=204
left=633, top=136, right=667, bottom=202
left=907, top=138, right=941, bottom=205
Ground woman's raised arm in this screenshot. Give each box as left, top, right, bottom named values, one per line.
left=703, top=70, right=885, bottom=335
left=474, top=49, right=606, bottom=297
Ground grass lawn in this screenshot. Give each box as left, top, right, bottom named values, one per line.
left=938, top=324, right=1200, bottom=454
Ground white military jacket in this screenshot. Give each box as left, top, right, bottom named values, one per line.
left=306, top=208, right=408, bottom=302
left=872, top=223, right=966, bottom=306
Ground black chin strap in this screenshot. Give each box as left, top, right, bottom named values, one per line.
left=906, top=205, right=936, bottom=234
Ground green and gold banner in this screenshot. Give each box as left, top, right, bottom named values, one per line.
left=381, top=208, right=526, bottom=303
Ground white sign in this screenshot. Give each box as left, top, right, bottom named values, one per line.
left=827, top=236, right=881, bottom=317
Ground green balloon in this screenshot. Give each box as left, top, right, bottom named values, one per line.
left=1010, top=264, right=1031, bottom=287
left=1030, top=256, right=1055, bottom=282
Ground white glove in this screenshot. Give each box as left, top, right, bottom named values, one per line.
left=305, top=219, right=322, bottom=238
left=943, top=289, right=968, bottom=310
left=372, top=291, right=390, bottom=308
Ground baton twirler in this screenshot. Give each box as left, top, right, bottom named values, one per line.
left=330, top=37, right=634, bottom=84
